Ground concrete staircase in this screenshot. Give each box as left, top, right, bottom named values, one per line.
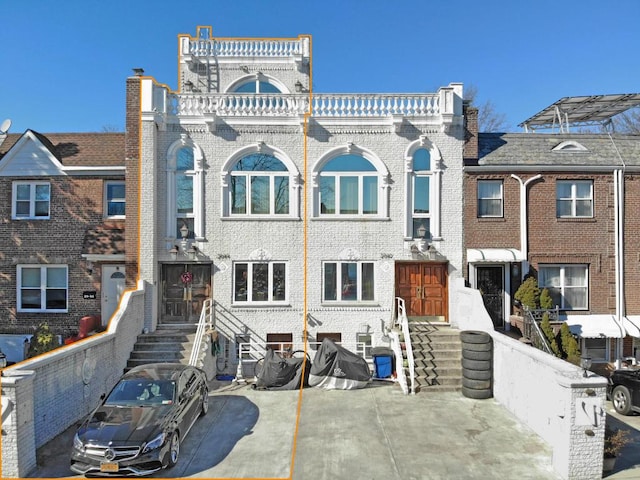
left=408, top=322, right=462, bottom=393
left=125, top=323, right=197, bottom=372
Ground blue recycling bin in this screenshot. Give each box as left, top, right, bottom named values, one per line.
left=372, top=347, right=394, bottom=379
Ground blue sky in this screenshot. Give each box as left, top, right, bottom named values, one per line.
left=2, top=0, right=639, bottom=133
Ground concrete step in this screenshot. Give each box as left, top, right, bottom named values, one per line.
left=129, top=350, right=189, bottom=360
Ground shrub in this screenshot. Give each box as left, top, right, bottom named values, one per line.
left=514, top=277, right=540, bottom=310
left=27, top=322, right=61, bottom=358
left=560, top=322, right=581, bottom=365
left=541, top=312, right=561, bottom=357
left=539, top=288, right=553, bottom=309
left=604, top=426, right=631, bottom=458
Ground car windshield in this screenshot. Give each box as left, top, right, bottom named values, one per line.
left=105, top=379, right=176, bottom=406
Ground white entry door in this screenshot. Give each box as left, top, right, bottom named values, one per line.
left=102, top=265, right=126, bottom=325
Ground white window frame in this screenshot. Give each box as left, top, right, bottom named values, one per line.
left=477, top=180, right=504, bottom=218
left=232, top=261, right=288, bottom=305
left=166, top=138, right=204, bottom=241
left=221, top=143, right=301, bottom=219
left=12, top=181, right=51, bottom=220
left=322, top=261, right=376, bottom=303
left=404, top=138, right=442, bottom=240
left=230, top=165, right=290, bottom=216
left=104, top=181, right=125, bottom=219
left=318, top=171, right=378, bottom=216
left=313, top=145, right=390, bottom=219
left=538, top=264, right=589, bottom=310
left=17, top=265, right=68, bottom=312
left=556, top=180, right=593, bottom=218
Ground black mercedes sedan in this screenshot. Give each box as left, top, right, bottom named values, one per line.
left=608, top=367, right=640, bottom=415
left=70, top=363, right=209, bottom=476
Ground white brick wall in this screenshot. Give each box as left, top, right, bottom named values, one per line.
left=138, top=113, right=466, bottom=356
left=1, top=286, right=146, bottom=477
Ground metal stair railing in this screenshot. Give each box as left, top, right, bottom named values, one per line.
left=522, top=307, right=553, bottom=355
left=394, top=297, right=416, bottom=395
left=189, top=299, right=214, bottom=367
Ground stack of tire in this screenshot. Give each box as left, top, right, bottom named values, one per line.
left=460, top=330, right=493, bottom=399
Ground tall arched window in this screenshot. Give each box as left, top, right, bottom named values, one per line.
left=176, top=147, right=195, bottom=238
left=412, top=148, right=431, bottom=238
left=221, top=143, right=301, bottom=218
left=313, top=145, right=389, bottom=218
left=167, top=136, right=204, bottom=241
left=404, top=138, right=442, bottom=240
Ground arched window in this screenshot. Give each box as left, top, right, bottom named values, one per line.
left=313, top=145, right=389, bottom=218
left=166, top=136, right=204, bottom=241
left=404, top=138, right=442, bottom=240
left=231, top=154, right=289, bottom=215
left=176, top=147, right=195, bottom=238
left=412, top=148, right=431, bottom=238
left=232, top=80, right=281, bottom=94
left=221, top=143, right=300, bottom=218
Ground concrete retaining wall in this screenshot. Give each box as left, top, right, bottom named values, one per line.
left=452, top=278, right=608, bottom=480
left=1, top=283, right=146, bottom=477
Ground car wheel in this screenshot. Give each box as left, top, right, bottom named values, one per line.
left=612, top=385, right=633, bottom=415
left=200, top=387, right=209, bottom=417
left=167, top=431, right=180, bottom=468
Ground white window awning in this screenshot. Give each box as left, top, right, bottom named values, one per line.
left=623, top=316, right=640, bottom=338
left=466, top=248, right=524, bottom=263
left=565, top=315, right=625, bottom=339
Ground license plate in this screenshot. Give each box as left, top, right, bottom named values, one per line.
left=100, top=462, right=119, bottom=473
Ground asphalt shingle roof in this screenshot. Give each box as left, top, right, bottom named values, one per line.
left=476, top=133, right=640, bottom=167
left=0, top=131, right=124, bottom=167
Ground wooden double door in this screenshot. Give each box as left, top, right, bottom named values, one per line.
left=395, top=262, right=448, bottom=322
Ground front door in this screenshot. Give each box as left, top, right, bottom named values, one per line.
left=476, top=265, right=504, bottom=329
left=102, top=265, right=126, bottom=325
left=161, top=264, right=212, bottom=324
left=395, top=262, right=448, bottom=322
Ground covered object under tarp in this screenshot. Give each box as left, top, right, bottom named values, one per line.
left=253, top=348, right=310, bottom=390
left=309, top=338, right=371, bottom=390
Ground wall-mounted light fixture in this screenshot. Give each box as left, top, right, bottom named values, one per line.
left=0, top=349, right=7, bottom=368
left=169, top=245, right=179, bottom=261
left=168, top=224, right=198, bottom=261
left=184, top=80, right=194, bottom=92
left=295, top=80, right=304, bottom=93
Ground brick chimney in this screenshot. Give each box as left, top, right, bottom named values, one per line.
left=463, top=101, right=479, bottom=163
left=124, top=73, right=141, bottom=288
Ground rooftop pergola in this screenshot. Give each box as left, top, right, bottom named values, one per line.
left=519, top=93, right=640, bottom=132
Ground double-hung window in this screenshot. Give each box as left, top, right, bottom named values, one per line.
left=319, top=155, right=378, bottom=216
left=556, top=180, right=593, bottom=218
left=323, top=261, right=375, bottom=302
left=233, top=262, right=287, bottom=303
left=105, top=181, right=125, bottom=218
left=13, top=182, right=50, bottom=219
left=477, top=180, right=503, bottom=218
left=18, top=265, right=68, bottom=312
left=230, top=154, right=289, bottom=215
left=538, top=264, right=588, bottom=310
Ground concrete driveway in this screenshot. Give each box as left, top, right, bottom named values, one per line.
left=30, top=378, right=567, bottom=479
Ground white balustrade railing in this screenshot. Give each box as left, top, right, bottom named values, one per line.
left=395, top=297, right=416, bottom=395
left=189, top=299, right=214, bottom=368
left=312, top=94, right=440, bottom=117
left=166, top=92, right=444, bottom=118
left=182, top=37, right=309, bottom=58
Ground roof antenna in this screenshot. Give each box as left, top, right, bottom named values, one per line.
left=0, top=118, right=11, bottom=148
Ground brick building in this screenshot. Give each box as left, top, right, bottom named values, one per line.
left=0, top=130, right=125, bottom=360
left=126, top=26, right=468, bottom=375
left=464, top=94, right=640, bottom=365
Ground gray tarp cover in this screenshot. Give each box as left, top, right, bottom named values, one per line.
left=308, top=338, right=371, bottom=390
left=253, top=348, right=309, bottom=390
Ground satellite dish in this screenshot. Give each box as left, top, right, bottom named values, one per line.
left=0, top=119, right=11, bottom=134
